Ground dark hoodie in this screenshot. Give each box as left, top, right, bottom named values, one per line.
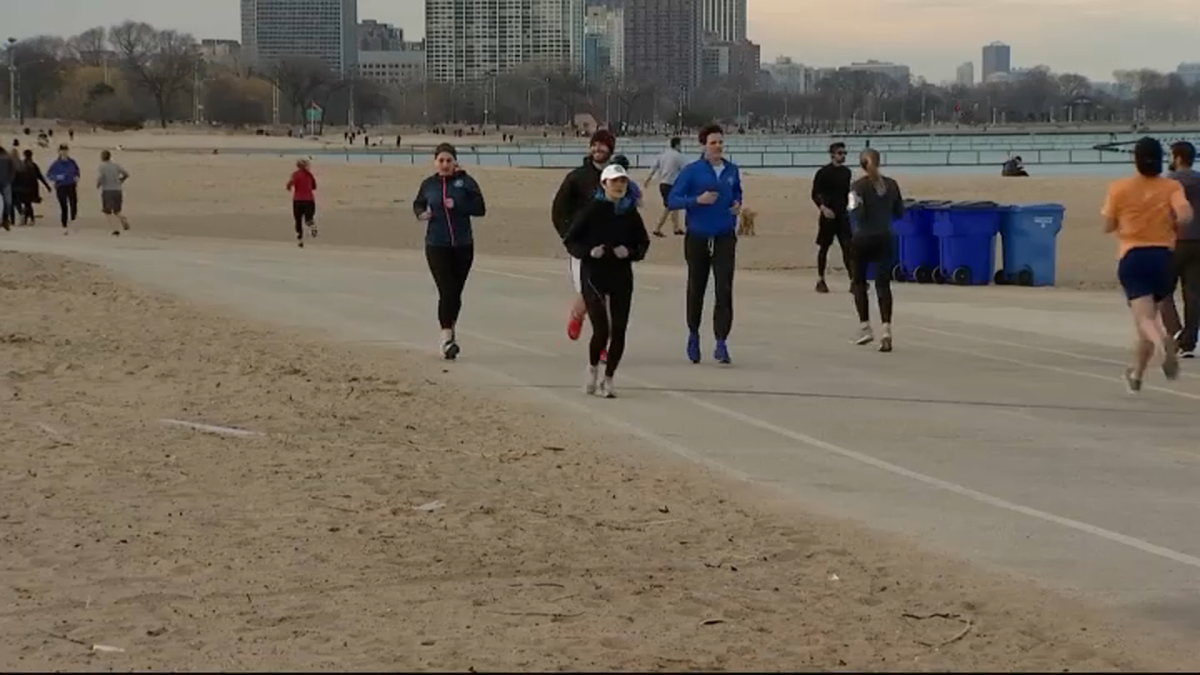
left=563, top=193, right=651, bottom=287
left=551, top=156, right=605, bottom=238
left=413, top=170, right=486, bottom=247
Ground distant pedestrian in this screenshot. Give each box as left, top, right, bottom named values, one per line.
left=12, top=149, right=51, bottom=225
left=96, top=149, right=131, bottom=236
left=286, top=158, right=318, bottom=247
left=645, top=136, right=687, bottom=237
left=0, top=147, right=15, bottom=230
left=1161, top=141, right=1200, bottom=359
left=46, top=144, right=81, bottom=233
left=1103, top=137, right=1192, bottom=392
left=811, top=142, right=854, bottom=292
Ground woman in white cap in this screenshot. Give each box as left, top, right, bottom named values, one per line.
left=563, top=163, right=651, bottom=398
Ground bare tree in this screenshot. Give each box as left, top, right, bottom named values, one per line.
left=262, top=57, right=335, bottom=124
left=9, top=36, right=67, bottom=121
left=109, top=21, right=200, bottom=128
left=67, top=27, right=109, bottom=67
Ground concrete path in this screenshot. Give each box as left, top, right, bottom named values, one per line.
left=6, top=230, right=1200, bottom=638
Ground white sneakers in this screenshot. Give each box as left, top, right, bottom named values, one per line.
left=584, top=365, right=615, bottom=398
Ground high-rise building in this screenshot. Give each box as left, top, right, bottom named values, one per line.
left=1177, top=62, right=1200, bottom=87
left=200, top=39, right=243, bottom=72
left=981, top=41, right=1010, bottom=82
left=621, top=0, right=703, bottom=94
left=584, top=5, right=625, bottom=82
left=241, top=0, right=358, bottom=76
left=842, top=60, right=911, bottom=84
left=700, top=0, right=746, bottom=42
left=956, top=61, right=974, bottom=87
left=424, top=0, right=586, bottom=84
left=701, top=37, right=760, bottom=86
left=358, top=42, right=426, bottom=85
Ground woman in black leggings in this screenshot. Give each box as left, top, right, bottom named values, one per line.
left=564, top=164, right=651, bottom=398
left=413, top=143, right=486, bottom=360
left=848, top=148, right=905, bottom=353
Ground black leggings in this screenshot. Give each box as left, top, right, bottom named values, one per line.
left=581, top=264, right=633, bottom=377
left=851, top=233, right=894, bottom=324
left=13, top=193, right=34, bottom=222
left=55, top=185, right=78, bottom=227
left=684, top=233, right=736, bottom=340
left=817, top=215, right=853, bottom=280
left=292, top=200, right=315, bottom=238
left=426, top=245, right=475, bottom=331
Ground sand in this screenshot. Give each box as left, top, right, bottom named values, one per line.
left=0, top=250, right=1181, bottom=671
left=10, top=131, right=1123, bottom=289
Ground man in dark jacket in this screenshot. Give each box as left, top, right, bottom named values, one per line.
left=0, top=147, right=16, bottom=230
left=1163, top=141, right=1200, bottom=358
left=552, top=129, right=616, bottom=342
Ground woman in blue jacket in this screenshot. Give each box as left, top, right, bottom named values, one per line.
left=46, top=144, right=81, bottom=231
left=667, top=124, right=743, bottom=365
left=413, top=143, right=487, bottom=360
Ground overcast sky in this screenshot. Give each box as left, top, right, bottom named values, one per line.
left=5, top=0, right=1196, bottom=82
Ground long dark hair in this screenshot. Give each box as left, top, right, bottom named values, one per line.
left=1134, top=137, right=1163, bottom=177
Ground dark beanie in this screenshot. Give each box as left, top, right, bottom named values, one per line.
left=434, top=142, right=457, bottom=159
left=590, top=129, right=616, bottom=152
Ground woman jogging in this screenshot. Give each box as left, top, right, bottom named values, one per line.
left=286, top=159, right=318, bottom=247
left=1102, top=137, right=1193, bottom=392
left=46, top=144, right=80, bottom=233
left=564, top=163, right=650, bottom=398
left=12, top=149, right=51, bottom=226
left=413, top=143, right=487, bottom=360
left=848, top=148, right=905, bottom=352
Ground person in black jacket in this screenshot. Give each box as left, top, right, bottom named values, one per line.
left=811, top=142, right=853, bottom=293
left=13, top=150, right=51, bottom=226
left=413, top=143, right=486, bottom=360
left=563, top=164, right=650, bottom=398
left=552, top=129, right=616, bottom=344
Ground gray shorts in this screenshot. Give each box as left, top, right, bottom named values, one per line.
left=101, top=190, right=124, bottom=215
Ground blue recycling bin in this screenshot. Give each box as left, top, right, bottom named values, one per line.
left=996, top=204, right=1065, bottom=286
left=894, top=200, right=950, bottom=283
left=932, top=201, right=1004, bottom=285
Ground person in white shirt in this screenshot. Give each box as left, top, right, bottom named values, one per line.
left=646, top=137, right=688, bottom=237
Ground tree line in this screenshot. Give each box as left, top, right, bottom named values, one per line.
left=4, top=23, right=1199, bottom=131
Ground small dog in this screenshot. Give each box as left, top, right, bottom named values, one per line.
left=737, top=207, right=758, bottom=236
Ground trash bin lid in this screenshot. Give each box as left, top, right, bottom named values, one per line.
left=951, top=200, right=1003, bottom=209
left=1008, top=203, right=1065, bottom=212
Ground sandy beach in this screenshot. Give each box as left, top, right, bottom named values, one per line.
left=0, top=250, right=1180, bottom=670
left=7, top=129, right=1123, bottom=289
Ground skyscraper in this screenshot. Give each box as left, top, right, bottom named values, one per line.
left=584, top=5, right=625, bottom=82
left=241, top=0, right=358, bottom=76
left=700, top=0, right=746, bottom=42
left=424, top=0, right=586, bottom=84
left=956, top=61, right=974, bottom=87
left=981, top=42, right=1011, bottom=82
left=621, top=0, right=703, bottom=94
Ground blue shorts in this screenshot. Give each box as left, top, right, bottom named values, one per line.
left=1118, top=246, right=1175, bottom=301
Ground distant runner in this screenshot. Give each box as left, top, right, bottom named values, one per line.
left=811, top=142, right=853, bottom=293
left=1102, top=137, right=1192, bottom=392
left=286, top=159, right=318, bottom=247
left=646, top=137, right=687, bottom=237
left=96, top=150, right=130, bottom=236
left=848, top=148, right=904, bottom=352
left=413, top=143, right=487, bottom=361
left=46, top=144, right=81, bottom=233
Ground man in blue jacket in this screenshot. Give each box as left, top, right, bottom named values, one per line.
left=668, top=124, right=742, bottom=365
left=46, top=144, right=81, bottom=232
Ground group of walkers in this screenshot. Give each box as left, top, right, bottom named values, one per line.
left=0, top=142, right=130, bottom=236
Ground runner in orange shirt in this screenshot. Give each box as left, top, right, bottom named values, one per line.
left=1102, top=137, right=1194, bottom=392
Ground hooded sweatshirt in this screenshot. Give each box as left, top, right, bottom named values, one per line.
left=551, top=156, right=605, bottom=238
left=413, top=169, right=486, bottom=247
left=46, top=156, right=81, bottom=187
left=667, top=156, right=743, bottom=238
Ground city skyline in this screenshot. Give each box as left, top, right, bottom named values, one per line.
left=6, top=0, right=1200, bottom=81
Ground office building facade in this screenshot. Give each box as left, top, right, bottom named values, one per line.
left=621, top=0, right=703, bottom=93
left=425, top=0, right=586, bottom=83
left=700, top=0, right=746, bottom=42
left=956, top=61, right=974, bottom=87
left=241, top=0, right=358, bottom=76
left=981, top=41, right=1011, bottom=82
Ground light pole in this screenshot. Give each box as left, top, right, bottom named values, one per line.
left=6, top=38, right=17, bottom=123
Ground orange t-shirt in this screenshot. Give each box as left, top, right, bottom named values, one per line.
left=1101, top=175, right=1188, bottom=258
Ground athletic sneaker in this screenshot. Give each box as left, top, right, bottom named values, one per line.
left=714, top=340, right=731, bottom=365
left=567, top=315, right=583, bottom=341
left=1162, top=348, right=1180, bottom=381
left=879, top=335, right=893, bottom=353
left=1124, top=368, right=1143, bottom=394
left=583, top=365, right=599, bottom=395
left=815, top=279, right=830, bottom=294
left=687, top=333, right=701, bottom=364
left=309, top=223, right=318, bottom=238
left=122, top=220, right=130, bottom=231
left=111, top=230, right=120, bottom=237
left=598, top=376, right=615, bottom=399
left=441, top=339, right=460, bottom=361
left=854, top=325, right=875, bottom=346
left=1182, top=349, right=1196, bottom=359
left=298, top=240, right=304, bottom=248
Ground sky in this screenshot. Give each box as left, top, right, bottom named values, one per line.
left=4, top=0, right=1197, bottom=82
